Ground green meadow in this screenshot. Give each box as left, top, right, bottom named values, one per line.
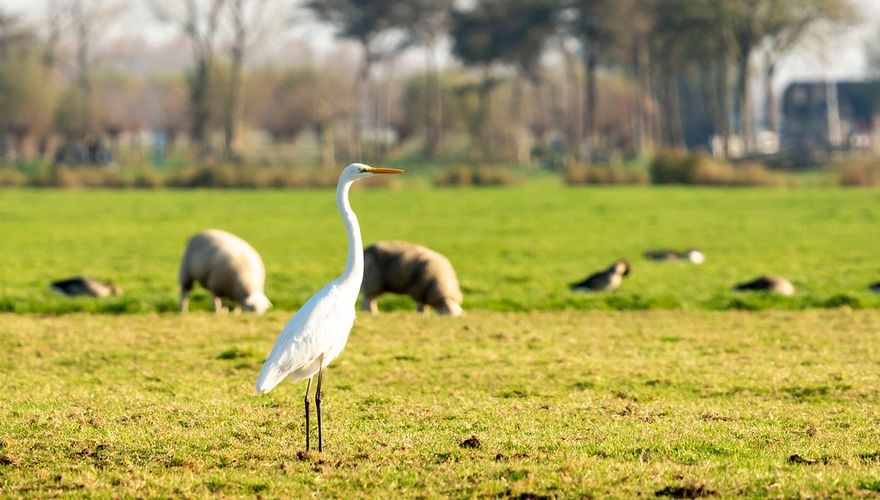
left=1, top=183, right=879, bottom=497
left=1, top=310, right=878, bottom=497
left=0, top=183, right=878, bottom=313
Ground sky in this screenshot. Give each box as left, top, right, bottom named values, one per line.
left=5, top=0, right=880, bottom=87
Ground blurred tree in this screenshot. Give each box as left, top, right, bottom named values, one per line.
left=93, top=72, right=146, bottom=156
left=451, top=0, right=558, bottom=162
left=152, top=0, right=227, bottom=158
left=759, top=0, right=854, bottom=134
left=305, top=0, right=412, bottom=158
left=221, top=0, right=288, bottom=162
left=0, top=13, right=54, bottom=161
left=397, top=0, right=454, bottom=159
left=67, top=0, right=127, bottom=138
left=148, top=75, right=190, bottom=155
left=562, top=0, right=635, bottom=159
left=253, top=67, right=356, bottom=168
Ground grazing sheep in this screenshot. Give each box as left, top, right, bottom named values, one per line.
left=643, top=248, right=705, bottom=264
left=733, top=275, right=796, bottom=296
left=179, top=229, right=271, bottom=314
left=50, top=276, right=122, bottom=298
left=361, top=240, right=463, bottom=316
left=570, top=260, right=630, bottom=292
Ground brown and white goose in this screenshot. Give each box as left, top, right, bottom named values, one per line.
left=643, top=248, right=704, bottom=264
left=50, top=276, right=123, bottom=298
left=570, top=260, right=630, bottom=292
left=732, top=275, right=795, bottom=296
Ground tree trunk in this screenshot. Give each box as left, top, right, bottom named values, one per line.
left=701, top=58, right=723, bottom=155
left=316, top=122, right=336, bottom=169
left=190, top=57, right=212, bottom=157
left=559, top=43, right=583, bottom=163
left=765, top=58, right=778, bottom=133
left=224, top=38, right=245, bottom=163
left=424, top=41, right=443, bottom=159
left=73, top=0, right=93, bottom=137
left=634, top=35, right=654, bottom=156
left=661, top=65, right=685, bottom=149
left=717, top=57, right=731, bottom=157
left=585, top=51, right=599, bottom=151
left=735, top=53, right=753, bottom=155
left=354, top=40, right=373, bottom=160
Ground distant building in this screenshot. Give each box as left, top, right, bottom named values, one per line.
left=781, top=80, right=880, bottom=157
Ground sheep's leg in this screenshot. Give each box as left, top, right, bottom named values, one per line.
left=179, top=282, right=192, bottom=313
left=304, top=376, right=312, bottom=451
left=316, top=364, right=324, bottom=452
left=360, top=296, right=379, bottom=314
left=417, top=303, right=426, bottom=314
left=212, top=295, right=225, bottom=314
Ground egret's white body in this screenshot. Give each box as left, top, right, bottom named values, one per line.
left=255, top=163, right=404, bottom=451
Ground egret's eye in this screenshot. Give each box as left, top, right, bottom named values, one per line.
left=359, top=167, right=368, bottom=173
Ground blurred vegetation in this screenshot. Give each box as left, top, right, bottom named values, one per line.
left=0, top=0, right=864, bottom=177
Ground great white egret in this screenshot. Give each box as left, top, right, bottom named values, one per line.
left=255, top=163, right=405, bottom=452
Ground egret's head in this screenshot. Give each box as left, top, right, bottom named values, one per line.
left=344, top=163, right=406, bottom=180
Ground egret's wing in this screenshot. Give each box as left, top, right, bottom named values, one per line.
left=255, top=283, right=345, bottom=393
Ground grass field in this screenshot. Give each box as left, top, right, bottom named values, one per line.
left=1, top=184, right=879, bottom=496
left=0, top=183, right=878, bottom=313
left=1, top=310, right=878, bottom=497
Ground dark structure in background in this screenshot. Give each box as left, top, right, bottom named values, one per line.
left=781, top=80, right=880, bottom=160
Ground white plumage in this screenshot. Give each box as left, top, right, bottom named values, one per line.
left=255, top=281, right=356, bottom=391
left=255, top=163, right=405, bottom=452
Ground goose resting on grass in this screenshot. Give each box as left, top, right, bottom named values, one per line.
left=732, top=275, right=795, bottom=296
left=643, top=248, right=704, bottom=264
left=570, top=260, right=630, bottom=292
left=50, top=276, right=122, bottom=298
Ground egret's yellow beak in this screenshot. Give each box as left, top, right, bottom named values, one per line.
left=368, top=167, right=406, bottom=174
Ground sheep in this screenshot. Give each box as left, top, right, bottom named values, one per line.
left=179, top=229, right=271, bottom=314
left=570, top=260, right=630, bottom=292
left=361, top=240, right=463, bottom=316
left=50, top=276, right=122, bottom=298
left=643, top=248, right=705, bottom=264
left=732, top=275, right=796, bottom=296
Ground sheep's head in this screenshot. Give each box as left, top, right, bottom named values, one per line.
left=242, top=292, right=272, bottom=314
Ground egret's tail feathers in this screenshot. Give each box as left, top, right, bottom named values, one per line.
left=255, top=363, right=287, bottom=394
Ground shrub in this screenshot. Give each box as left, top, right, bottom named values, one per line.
left=164, top=165, right=395, bottom=189
left=29, top=166, right=127, bottom=188
left=649, top=151, right=780, bottom=186
left=132, top=168, right=164, bottom=189
left=563, top=164, right=648, bottom=185
left=837, top=157, right=879, bottom=187
left=649, top=150, right=700, bottom=184
left=0, top=168, right=26, bottom=187
left=433, top=165, right=522, bottom=187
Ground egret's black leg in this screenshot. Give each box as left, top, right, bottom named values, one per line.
left=304, top=377, right=313, bottom=451
left=316, top=365, right=324, bottom=452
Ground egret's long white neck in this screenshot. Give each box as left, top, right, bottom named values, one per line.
left=336, top=177, right=363, bottom=293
